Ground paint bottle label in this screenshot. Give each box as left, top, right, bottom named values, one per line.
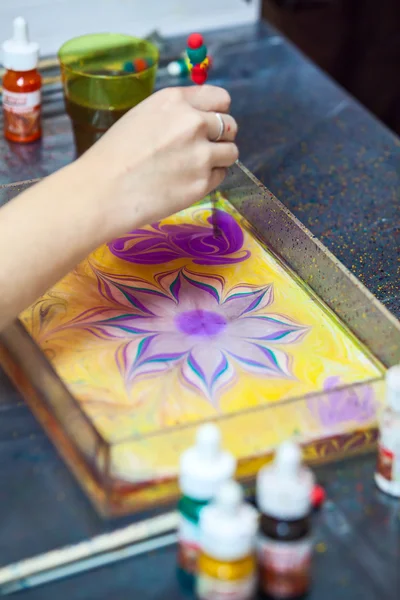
left=377, top=444, right=397, bottom=482
left=3, top=89, right=41, bottom=138
left=375, top=439, right=400, bottom=496
left=177, top=514, right=200, bottom=574
left=197, top=573, right=256, bottom=600
left=375, top=410, right=400, bottom=497
left=258, top=536, right=312, bottom=598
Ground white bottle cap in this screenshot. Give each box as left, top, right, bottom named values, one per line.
left=199, top=480, right=258, bottom=561
left=179, top=424, right=236, bottom=500
left=256, top=441, right=314, bottom=520
left=386, top=365, right=400, bottom=412
left=2, top=17, right=39, bottom=71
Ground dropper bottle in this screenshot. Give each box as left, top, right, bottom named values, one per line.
left=178, top=424, right=236, bottom=584
left=375, top=365, right=400, bottom=496
left=2, top=17, right=41, bottom=143
left=257, top=441, right=314, bottom=599
left=197, top=480, right=258, bottom=600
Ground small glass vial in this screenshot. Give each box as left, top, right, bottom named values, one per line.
left=197, top=480, right=258, bottom=600
left=178, top=424, right=236, bottom=582
left=257, top=441, right=314, bottom=599
left=375, top=365, right=400, bottom=497
left=2, top=17, right=41, bottom=143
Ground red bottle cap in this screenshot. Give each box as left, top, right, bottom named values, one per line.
left=187, top=33, right=204, bottom=50
left=311, top=484, right=326, bottom=509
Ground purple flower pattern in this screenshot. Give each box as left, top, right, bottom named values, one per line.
left=66, top=267, right=308, bottom=405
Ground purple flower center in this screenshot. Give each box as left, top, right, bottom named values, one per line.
left=175, top=310, right=226, bottom=337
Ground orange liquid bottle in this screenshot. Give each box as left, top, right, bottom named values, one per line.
left=2, top=17, right=41, bottom=143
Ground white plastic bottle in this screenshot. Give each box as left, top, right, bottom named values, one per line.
left=375, top=365, right=400, bottom=497
left=178, top=424, right=236, bottom=578
left=197, top=480, right=258, bottom=600
left=257, top=441, right=315, bottom=599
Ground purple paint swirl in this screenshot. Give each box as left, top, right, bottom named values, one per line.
left=308, top=376, right=377, bottom=428
left=108, top=210, right=250, bottom=266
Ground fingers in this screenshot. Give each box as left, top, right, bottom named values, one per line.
left=206, top=168, right=227, bottom=194
left=211, top=142, right=239, bottom=168
left=183, top=85, right=231, bottom=113
left=204, top=112, right=238, bottom=143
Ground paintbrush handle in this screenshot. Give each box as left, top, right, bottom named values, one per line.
left=0, top=511, right=178, bottom=586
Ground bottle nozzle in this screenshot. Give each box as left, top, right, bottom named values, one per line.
left=2, top=16, right=39, bottom=73
left=215, top=480, right=242, bottom=514
left=196, top=423, right=221, bottom=459
left=386, top=365, right=400, bottom=391
left=274, top=440, right=302, bottom=474
left=13, top=17, right=29, bottom=44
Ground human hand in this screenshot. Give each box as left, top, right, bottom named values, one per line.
left=81, top=85, right=238, bottom=237
left=0, top=86, right=238, bottom=328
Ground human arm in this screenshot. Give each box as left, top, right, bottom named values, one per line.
left=0, top=86, right=238, bottom=331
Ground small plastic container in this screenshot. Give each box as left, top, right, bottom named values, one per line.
left=177, top=424, right=236, bottom=582
left=197, top=480, right=258, bottom=600
left=2, top=17, right=41, bottom=143
left=375, top=365, right=400, bottom=497
left=257, top=441, right=314, bottom=599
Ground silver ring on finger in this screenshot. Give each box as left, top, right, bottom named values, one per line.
left=213, top=112, right=225, bottom=142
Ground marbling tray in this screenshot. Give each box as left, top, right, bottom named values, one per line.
left=0, top=163, right=399, bottom=516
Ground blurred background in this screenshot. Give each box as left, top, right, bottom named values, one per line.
left=1, top=0, right=399, bottom=135
left=0, top=0, right=259, bottom=56
left=262, top=0, right=400, bottom=135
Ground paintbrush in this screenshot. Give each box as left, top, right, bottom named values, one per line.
left=211, top=191, right=221, bottom=238
left=0, top=512, right=178, bottom=594
left=185, top=34, right=220, bottom=238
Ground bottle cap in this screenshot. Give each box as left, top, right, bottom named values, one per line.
left=199, top=480, right=258, bottom=561
left=257, top=441, right=314, bottom=520
left=2, top=17, right=39, bottom=72
left=386, top=365, right=400, bottom=411
left=311, top=484, right=326, bottom=509
left=179, top=424, right=236, bottom=500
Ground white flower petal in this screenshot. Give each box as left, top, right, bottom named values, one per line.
left=123, top=333, right=191, bottom=383
left=175, top=273, right=219, bottom=312
left=228, top=314, right=307, bottom=344
left=181, top=345, right=233, bottom=406
left=221, top=285, right=273, bottom=320
left=226, top=339, right=293, bottom=379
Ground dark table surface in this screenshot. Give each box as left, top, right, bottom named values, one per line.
left=0, top=20, right=399, bottom=600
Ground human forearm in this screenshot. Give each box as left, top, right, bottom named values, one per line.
left=0, top=86, right=238, bottom=330
left=0, top=159, right=113, bottom=330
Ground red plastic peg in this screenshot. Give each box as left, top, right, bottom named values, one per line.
left=133, top=57, right=148, bottom=73
left=187, top=33, right=204, bottom=50
left=191, top=64, right=208, bottom=85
